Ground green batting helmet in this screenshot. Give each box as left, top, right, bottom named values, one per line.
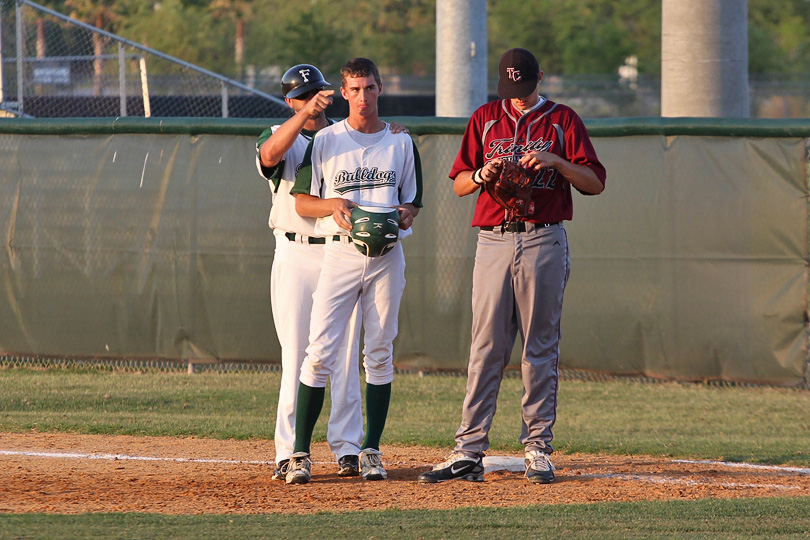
left=350, top=206, right=400, bottom=257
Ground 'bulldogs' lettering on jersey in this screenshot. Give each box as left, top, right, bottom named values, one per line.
left=334, top=167, right=397, bottom=194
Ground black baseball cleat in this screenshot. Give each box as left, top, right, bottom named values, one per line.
left=524, top=450, right=555, bottom=484
left=418, top=452, right=484, bottom=483
left=337, top=454, right=360, bottom=477
left=271, top=458, right=289, bottom=481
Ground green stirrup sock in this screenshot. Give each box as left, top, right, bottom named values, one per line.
left=362, top=382, right=391, bottom=450
left=293, top=383, right=325, bottom=454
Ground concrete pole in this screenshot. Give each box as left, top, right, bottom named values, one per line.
left=661, top=0, right=749, bottom=117
left=435, top=0, right=488, bottom=117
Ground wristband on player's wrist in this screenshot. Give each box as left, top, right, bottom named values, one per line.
left=472, top=168, right=485, bottom=186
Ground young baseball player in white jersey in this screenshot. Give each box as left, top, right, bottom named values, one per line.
left=255, top=63, right=365, bottom=480
left=284, top=57, right=423, bottom=485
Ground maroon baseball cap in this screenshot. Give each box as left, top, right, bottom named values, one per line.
left=497, top=48, right=540, bottom=99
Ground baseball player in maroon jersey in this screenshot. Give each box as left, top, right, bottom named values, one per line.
left=418, top=48, right=606, bottom=484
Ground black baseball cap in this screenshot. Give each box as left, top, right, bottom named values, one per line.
left=497, top=48, right=540, bottom=99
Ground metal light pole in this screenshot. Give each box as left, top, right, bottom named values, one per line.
left=435, top=0, right=488, bottom=117
left=662, top=0, right=749, bottom=117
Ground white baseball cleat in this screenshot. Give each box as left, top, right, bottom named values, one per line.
left=359, top=448, right=387, bottom=480
left=524, top=450, right=555, bottom=484
left=285, top=452, right=312, bottom=485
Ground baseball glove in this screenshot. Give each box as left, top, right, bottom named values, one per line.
left=484, top=160, right=535, bottom=218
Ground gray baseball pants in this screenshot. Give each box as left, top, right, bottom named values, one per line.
left=454, top=222, right=569, bottom=456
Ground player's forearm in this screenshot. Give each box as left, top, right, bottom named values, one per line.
left=294, top=193, right=333, bottom=218
left=555, top=161, right=604, bottom=195
left=454, top=160, right=502, bottom=197
left=522, top=152, right=604, bottom=195
left=453, top=170, right=480, bottom=196
left=294, top=193, right=355, bottom=231
left=259, top=109, right=311, bottom=168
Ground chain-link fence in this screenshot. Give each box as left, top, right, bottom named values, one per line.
left=1, top=354, right=787, bottom=389
left=2, top=0, right=809, bottom=119
left=0, top=0, right=291, bottom=118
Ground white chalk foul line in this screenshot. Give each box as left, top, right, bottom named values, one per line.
left=582, top=472, right=802, bottom=491
left=0, top=449, right=273, bottom=466
left=673, top=459, right=810, bottom=475
left=0, top=449, right=355, bottom=467
left=482, top=457, right=805, bottom=490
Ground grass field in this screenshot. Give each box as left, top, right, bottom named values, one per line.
left=2, top=498, right=810, bottom=540
left=1, top=366, right=809, bottom=539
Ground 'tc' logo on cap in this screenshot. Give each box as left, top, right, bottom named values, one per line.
left=506, top=68, right=521, bottom=82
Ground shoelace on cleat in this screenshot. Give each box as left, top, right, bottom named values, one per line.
left=290, top=456, right=310, bottom=474
left=526, top=452, right=555, bottom=472
left=364, top=453, right=382, bottom=468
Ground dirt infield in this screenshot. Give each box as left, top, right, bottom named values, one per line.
left=1, top=432, right=808, bottom=514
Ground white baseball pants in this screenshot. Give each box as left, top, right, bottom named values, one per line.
left=300, top=241, right=406, bottom=388
left=271, top=236, right=363, bottom=462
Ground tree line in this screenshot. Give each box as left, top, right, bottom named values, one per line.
left=23, top=0, right=810, bottom=82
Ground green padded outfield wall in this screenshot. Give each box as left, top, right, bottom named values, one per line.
left=0, top=117, right=808, bottom=385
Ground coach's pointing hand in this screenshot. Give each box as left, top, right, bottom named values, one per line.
left=304, top=90, right=334, bottom=119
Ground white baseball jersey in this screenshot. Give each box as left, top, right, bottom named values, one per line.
left=255, top=125, right=322, bottom=238
left=292, top=120, right=422, bottom=237
left=254, top=121, right=364, bottom=462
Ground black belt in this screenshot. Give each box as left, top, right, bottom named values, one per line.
left=480, top=222, right=559, bottom=233
left=284, top=232, right=347, bottom=244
